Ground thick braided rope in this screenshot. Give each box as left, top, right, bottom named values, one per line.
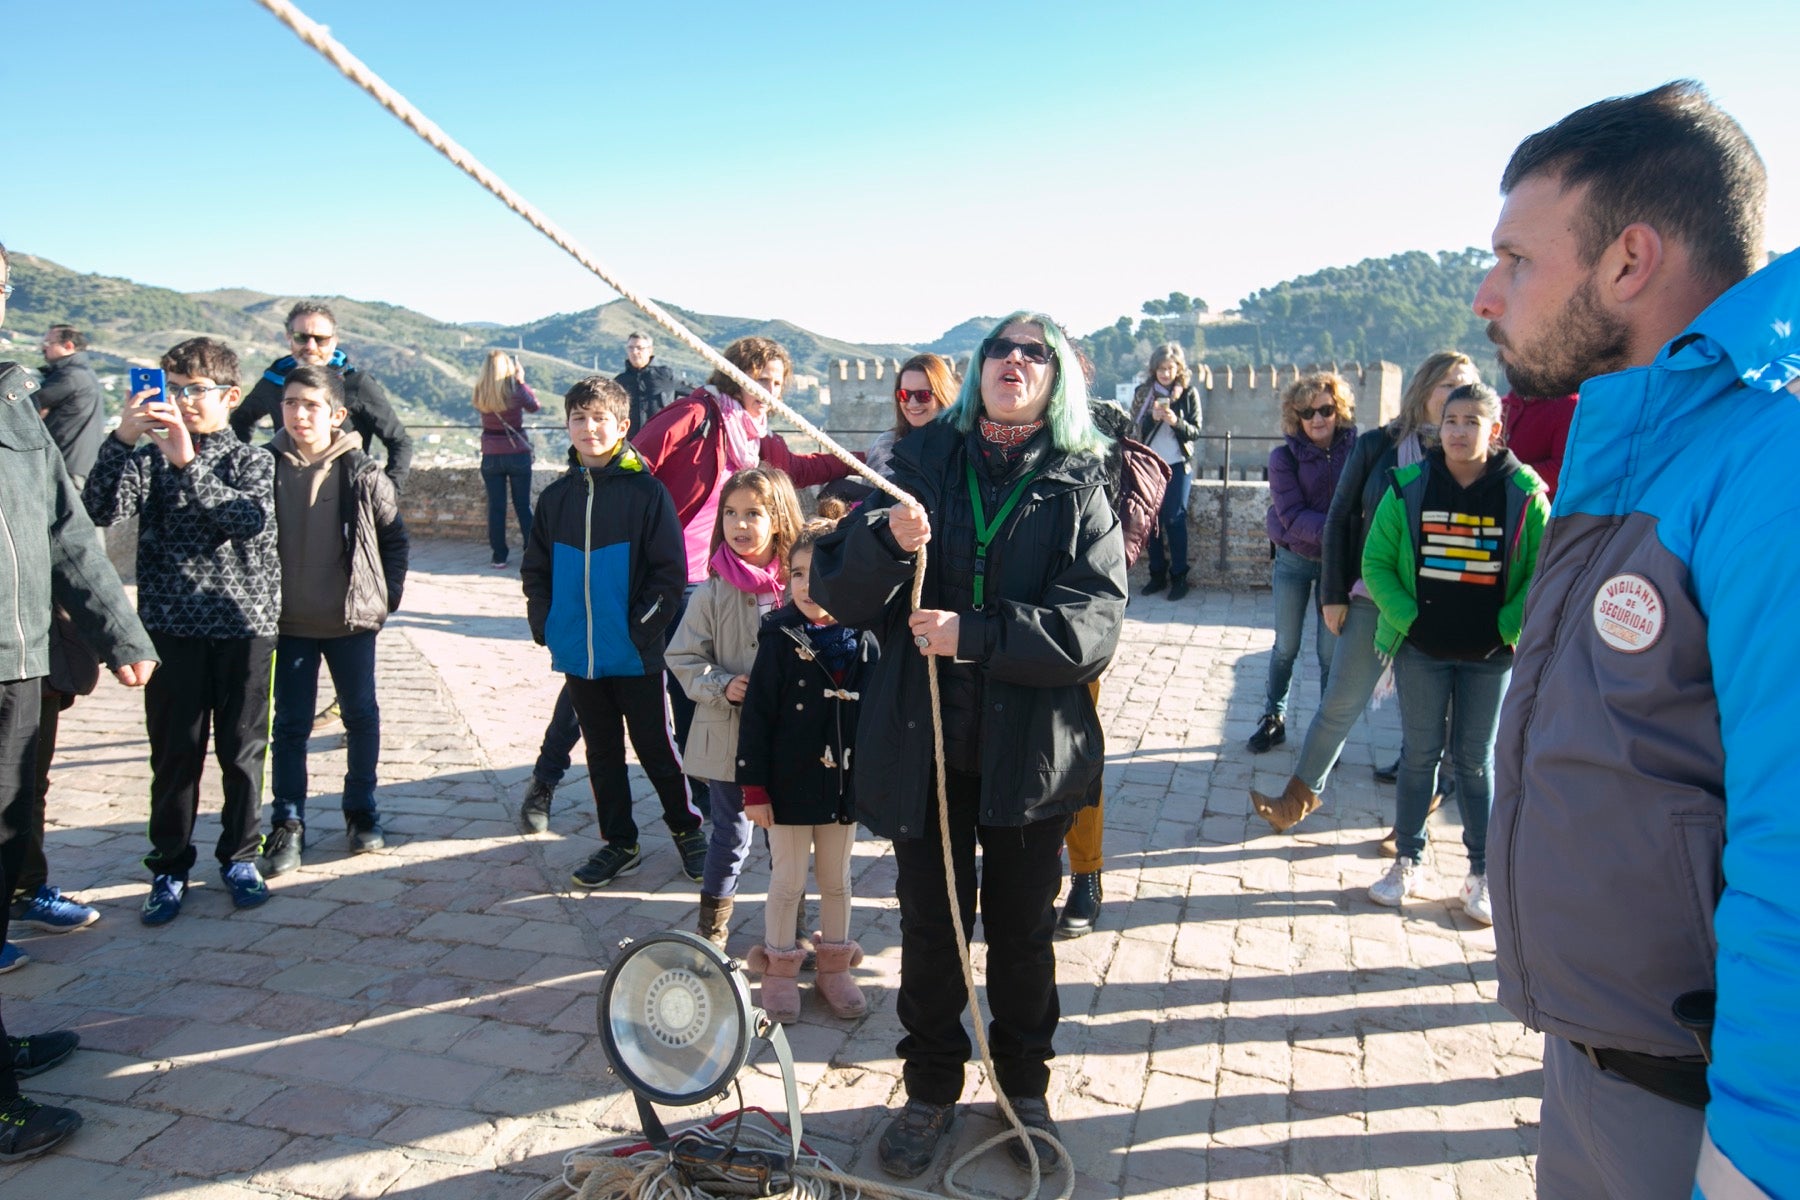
left=251, top=3, right=1069, bottom=1195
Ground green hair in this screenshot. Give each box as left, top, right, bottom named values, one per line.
left=947, top=311, right=1109, bottom=456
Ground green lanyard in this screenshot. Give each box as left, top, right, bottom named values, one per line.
left=965, top=457, right=1038, bottom=608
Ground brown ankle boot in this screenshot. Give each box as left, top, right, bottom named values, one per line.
left=1249, top=776, right=1321, bottom=833
left=811, top=935, right=866, bottom=1019
left=746, top=943, right=809, bottom=1023
left=696, top=894, right=734, bottom=952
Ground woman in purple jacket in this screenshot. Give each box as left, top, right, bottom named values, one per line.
left=472, top=350, right=540, bottom=568
left=1248, top=372, right=1357, bottom=753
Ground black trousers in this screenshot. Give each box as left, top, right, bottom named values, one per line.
left=0, top=677, right=44, bottom=1100
left=564, top=673, right=700, bottom=848
left=891, top=769, right=1072, bottom=1105
left=143, top=633, right=275, bottom=878
left=6, top=685, right=68, bottom=901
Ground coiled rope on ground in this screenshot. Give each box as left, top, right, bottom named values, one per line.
left=251, top=3, right=1074, bottom=1195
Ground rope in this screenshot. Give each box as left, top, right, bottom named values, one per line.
left=249, top=4, right=1071, bottom=1195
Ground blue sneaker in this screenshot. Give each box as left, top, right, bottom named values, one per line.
left=220, top=862, right=269, bottom=910
left=0, top=943, right=27, bottom=974
left=140, top=875, right=187, bottom=926
left=10, top=886, right=99, bottom=934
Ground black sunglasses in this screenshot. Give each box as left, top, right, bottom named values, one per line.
left=1298, top=405, right=1336, bottom=420
left=290, top=331, right=335, bottom=344
left=981, top=337, right=1053, bottom=365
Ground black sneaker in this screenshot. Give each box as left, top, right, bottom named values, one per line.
left=0, top=1095, right=82, bottom=1162
left=1003, top=1096, right=1063, bottom=1172
left=347, top=812, right=386, bottom=854
left=877, top=1099, right=956, bottom=1180
left=572, top=844, right=641, bottom=889
left=1247, top=714, right=1286, bottom=754
left=264, top=820, right=304, bottom=877
left=1141, top=574, right=1168, bottom=595
left=9, top=1030, right=79, bottom=1078
left=520, top=778, right=555, bottom=834
left=1372, top=757, right=1400, bottom=785
left=1166, top=574, right=1191, bottom=602
left=672, top=828, right=707, bottom=883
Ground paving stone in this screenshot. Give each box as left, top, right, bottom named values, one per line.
left=127, top=1113, right=290, bottom=1176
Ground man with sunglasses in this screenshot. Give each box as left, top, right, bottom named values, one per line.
left=231, top=301, right=413, bottom=494
left=615, top=331, right=678, bottom=431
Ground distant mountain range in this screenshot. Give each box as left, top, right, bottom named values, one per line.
left=0, top=252, right=983, bottom=428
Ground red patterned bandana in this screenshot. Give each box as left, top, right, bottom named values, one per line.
left=978, top=416, right=1044, bottom=449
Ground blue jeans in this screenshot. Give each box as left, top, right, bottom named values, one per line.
left=1264, top=546, right=1336, bottom=718
left=533, top=683, right=580, bottom=786
left=481, top=453, right=533, bottom=565
left=1146, top=461, right=1191, bottom=580
left=1391, top=642, right=1511, bottom=872
left=271, top=631, right=380, bottom=826
left=1293, top=595, right=1386, bottom=794
left=703, top=780, right=753, bottom=898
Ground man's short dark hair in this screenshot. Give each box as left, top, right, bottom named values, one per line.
left=1501, top=80, right=1766, bottom=290
left=286, top=300, right=337, bottom=332
left=162, top=337, right=240, bottom=387
left=284, top=363, right=346, bottom=409
left=47, top=324, right=87, bottom=352
left=564, top=376, right=630, bottom=421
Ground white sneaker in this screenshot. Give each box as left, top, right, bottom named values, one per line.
left=1460, top=873, right=1493, bottom=925
left=1369, top=858, right=1423, bottom=907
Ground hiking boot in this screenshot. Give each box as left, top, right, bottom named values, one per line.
left=1141, top=573, right=1167, bottom=595
left=877, top=1099, right=957, bottom=1180
left=10, top=886, right=98, bottom=934
left=696, top=893, right=734, bottom=952
left=1460, top=873, right=1493, bottom=926
left=1166, top=573, right=1191, bottom=602
left=0, top=943, right=27, bottom=974
left=263, top=821, right=304, bottom=877
left=1004, top=1096, right=1064, bottom=1172
left=0, top=1095, right=82, bottom=1163
left=519, top=777, right=555, bottom=834
left=346, top=812, right=386, bottom=854
left=672, top=828, right=707, bottom=883
left=1246, top=713, right=1286, bottom=754
left=571, top=844, right=640, bottom=889
left=1249, top=776, right=1320, bottom=833
left=1055, top=871, right=1102, bottom=939
left=1369, top=858, right=1423, bottom=907
left=140, top=874, right=188, bottom=925
left=221, top=862, right=270, bottom=910
left=9, top=1030, right=79, bottom=1078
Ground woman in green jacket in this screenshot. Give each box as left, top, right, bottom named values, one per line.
left=1360, top=383, right=1548, bottom=924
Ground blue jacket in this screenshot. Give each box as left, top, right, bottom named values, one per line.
left=1488, top=248, right=1800, bottom=1198
left=520, top=445, right=684, bottom=678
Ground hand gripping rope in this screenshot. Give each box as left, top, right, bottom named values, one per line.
left=249, top=3, right=1074, bottom=1196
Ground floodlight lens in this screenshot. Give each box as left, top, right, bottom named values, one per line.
left=600, top=933, right=751, bottom=1104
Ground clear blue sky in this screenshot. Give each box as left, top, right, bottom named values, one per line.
left=10, top=0, right=1796, bottom=344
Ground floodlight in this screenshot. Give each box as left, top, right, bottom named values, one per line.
left=598, top=931, right=803, bottom=1193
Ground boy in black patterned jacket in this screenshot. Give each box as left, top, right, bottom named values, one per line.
left=83, top=337, right=282, bottom=924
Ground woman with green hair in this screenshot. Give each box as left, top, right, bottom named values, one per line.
left=810, top=312, right=1125, bottom=1180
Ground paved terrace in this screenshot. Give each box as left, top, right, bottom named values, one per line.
left=0, top=539, right=1541, bottom=1199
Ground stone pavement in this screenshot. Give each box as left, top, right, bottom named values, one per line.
left=0, top=539, right=1540, bottom=1198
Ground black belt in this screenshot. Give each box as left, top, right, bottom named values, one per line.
left=1569, top=1040, right=1710, bottom=1110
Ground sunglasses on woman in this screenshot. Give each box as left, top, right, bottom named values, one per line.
left=980, top=337, right=1053, bottom=365
left=894, top=388, right=937, bottom=405
left=1298, top=405, right=1337, bottom=420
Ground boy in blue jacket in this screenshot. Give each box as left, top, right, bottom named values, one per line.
left=520, top=377, right=704, bottom=889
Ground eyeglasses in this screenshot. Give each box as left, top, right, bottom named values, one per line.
left=290, top=331, right=335, bottom=344
left=0, top=282, right=13, bottom=298
left=1298, top=405, right=1337, bottom=420
left=894, top=388, right=936, bottom=406
left=168, top=383, right=232, bottom=401
left=981, top=337, right=1053, bottom=365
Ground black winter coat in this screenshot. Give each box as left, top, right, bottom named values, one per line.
left=735, top=607, right=879, bottom=825
left=615, top=361, right=679, bottom=432
left=36, top=352, right=105, bottom=483
left=809, top=420, right=1126, bottom=841
left=1131, top=380, right=1202, bottom=463
left=234, top=362, right=414, bottom=493
left=1320, top=425, right=1405, bottom=607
